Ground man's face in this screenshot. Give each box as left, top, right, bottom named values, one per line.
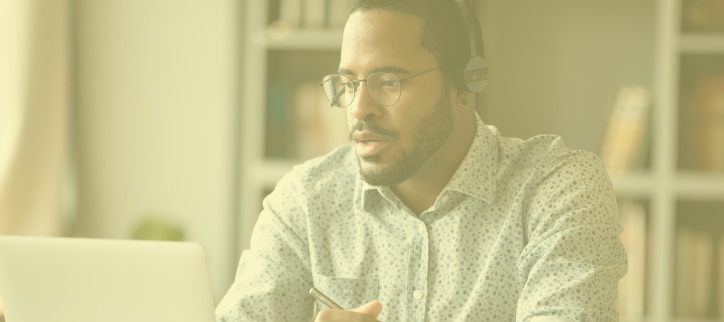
left=341, top=10, right=455, bottom=186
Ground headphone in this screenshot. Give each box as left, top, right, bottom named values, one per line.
left=452, top=0, right=489, bottom=94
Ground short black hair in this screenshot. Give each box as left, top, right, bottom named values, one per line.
left=349, top=0, right=483, bottom=86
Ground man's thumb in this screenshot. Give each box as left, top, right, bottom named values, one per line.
left=349, top=300, right=383, bottom=318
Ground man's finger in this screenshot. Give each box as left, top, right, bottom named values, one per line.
left=315, top=307, right=380, bottom=322
left=349, top=300, right=383, bottom=317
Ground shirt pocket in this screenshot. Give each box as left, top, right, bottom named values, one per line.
left=312, top=271, right=378, bottom=310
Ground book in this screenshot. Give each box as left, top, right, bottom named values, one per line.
left=599, top=86, right=651, bottom=175
left=267, top=82, right=292, bottom=158
left=676, top=227, right=715, bottom=318
left=279, top=0, right=302, bottom=28
left=328, top=0, right=352, bottom=29
left=691, top=231, right=713, bottom=317
left=682, top=0, right=724, bottom=32
left=677, top=228, right=694, bottom=317
left=719, top=236, right=724, bottom=319
left=292, top=82, right=349, bottom=160
left=303, top=0, right=325, bottom=29
left=268, top=0, right=282, bottom=25
left=695, top=76, right=724, bottom=173
left=615, top=200, right=646, bottom=321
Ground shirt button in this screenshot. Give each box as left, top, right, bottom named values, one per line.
left=417, top=222, right=425, bottom=233
left=413, top=290, right=423, bottom=299
left=441, top=195, right=449, bottom=203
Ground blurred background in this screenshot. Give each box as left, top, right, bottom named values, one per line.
left=1, top=0, right=723, bottom=321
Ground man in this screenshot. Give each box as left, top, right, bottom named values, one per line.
left=217, top=0, right=627, bottom=321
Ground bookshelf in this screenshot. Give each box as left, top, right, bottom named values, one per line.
left=237, top=0, right=724, bottom=321
left=238, top=0, right=351, bottom=255
left=610, top=0, right=724, bottom=321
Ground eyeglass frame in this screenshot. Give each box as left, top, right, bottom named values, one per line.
left=318, top=64, right=446, bottom=108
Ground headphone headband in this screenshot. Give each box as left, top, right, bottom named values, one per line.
left=454, top=0, right=478, bottom=57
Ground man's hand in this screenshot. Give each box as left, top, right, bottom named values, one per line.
left=314, top=300, right=383, bottom=322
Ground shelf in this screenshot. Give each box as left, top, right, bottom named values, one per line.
left=680, top=34, right=724, bottom=53
left=610, top=171, right=724, bottom=200
left=674, top=171, right=724, bottom=200
left=610, top=172, right=654, bottom=197
left=252, top=29, right=343, bottom=50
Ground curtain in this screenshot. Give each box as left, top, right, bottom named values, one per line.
left=0, top=0, right=70, bottom=237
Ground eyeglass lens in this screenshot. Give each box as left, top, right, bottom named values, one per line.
left=321, top=73, right=401, bottom=108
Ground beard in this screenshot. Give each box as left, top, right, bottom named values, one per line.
left=351, top=90, right=455, bottom=187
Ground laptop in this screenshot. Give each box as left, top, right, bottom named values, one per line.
left=0, top=236, right=216, bottom=322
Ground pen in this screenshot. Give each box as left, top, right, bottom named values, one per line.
left=309, top=287, right=344, bottom=309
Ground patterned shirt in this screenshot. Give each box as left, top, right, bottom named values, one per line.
left=217, top=112, right=627, bottom=322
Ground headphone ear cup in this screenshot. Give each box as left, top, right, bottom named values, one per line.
left=455, top=56, right=472, bottom=94
left=455, top=55, right=489, bottom=94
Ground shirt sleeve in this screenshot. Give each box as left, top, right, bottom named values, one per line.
left=216, top=168, right=315, bottom=322
left=516, top=150, right=628, bottom=322
left=529, top=317, right=577, bottom=322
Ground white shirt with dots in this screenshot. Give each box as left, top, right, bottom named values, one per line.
left=216, top=112, right=627, bottom=322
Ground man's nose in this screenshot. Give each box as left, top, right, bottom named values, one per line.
left=348, top=81, right=383, bottom=121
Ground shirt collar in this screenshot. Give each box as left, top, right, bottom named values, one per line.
left=445, top=112, right=498, bottom=204
left=358, top=111, right=498, bottom=208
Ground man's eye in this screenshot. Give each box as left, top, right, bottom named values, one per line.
left=380, top=81, right=398, bottom=89
left=343, top=82, right=355, bottom=92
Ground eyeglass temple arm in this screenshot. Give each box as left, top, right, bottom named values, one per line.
left=397, top=65, right=445, bottom=82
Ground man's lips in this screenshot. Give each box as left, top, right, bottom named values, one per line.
left=356, top=140, right=390, bottom=158
left=353, top=131, right=389, bottom=143
left=353, top=131, right=392, bottom=157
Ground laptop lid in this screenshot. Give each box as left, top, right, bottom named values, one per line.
left=0, top=236, right=216, bottom=322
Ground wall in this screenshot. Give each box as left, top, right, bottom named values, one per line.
left=478, top=0, right=655, bottom=153
left=73, top=0, right=237, bottom=301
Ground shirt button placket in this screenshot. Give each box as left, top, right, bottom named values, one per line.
left=413, top=221, right=427, bottom=316
left=413, top=290, right=423, bottom=299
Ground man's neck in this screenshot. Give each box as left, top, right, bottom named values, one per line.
left=391, top=110, right=477, bottom=216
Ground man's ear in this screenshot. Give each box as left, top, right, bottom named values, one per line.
left=447, top=80, right=476, bottom=110
left=454, top=89, right=475, bottom=108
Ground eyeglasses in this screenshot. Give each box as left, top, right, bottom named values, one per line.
left=319, top=65, right=442, bottom=108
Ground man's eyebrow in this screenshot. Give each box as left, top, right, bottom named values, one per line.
left=338, top=66, right=411, bottom=77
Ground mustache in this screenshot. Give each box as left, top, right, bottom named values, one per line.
left=348, top=120, right=400, bottom=142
